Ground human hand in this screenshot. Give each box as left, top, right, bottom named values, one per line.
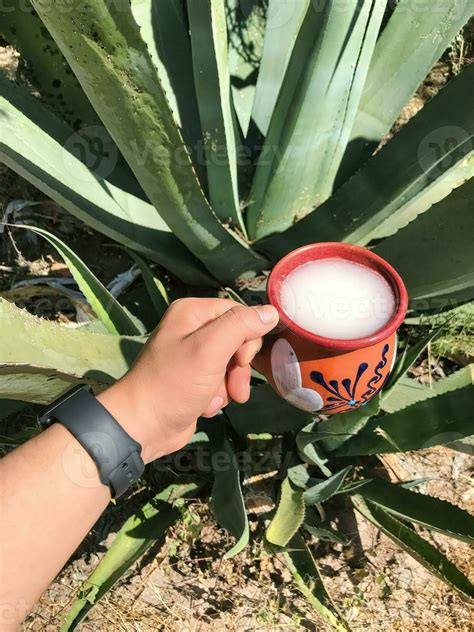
left=97, top=298, right=279, bottom=463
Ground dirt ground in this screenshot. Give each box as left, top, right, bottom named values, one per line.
left=15, top=445, right=472, bottom=632
left=2, top=20, right=474, bottom=632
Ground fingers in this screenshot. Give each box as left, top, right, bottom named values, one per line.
left=160, top=297, right=240, bottom=337
left=201, top=385, right=229, bottom=417
left=201, top=363, right=251, bottom=418
left=190, top=304, right=279, bottom=370
left=227, top=362, right=251, bottom=403
left=234, top=338, right=262, bottom=368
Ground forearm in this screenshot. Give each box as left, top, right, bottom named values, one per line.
left=0, top=299, right=277, bottom=629
left=0, top=423, right=110, bottom=629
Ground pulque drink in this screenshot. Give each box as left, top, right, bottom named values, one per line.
left=280, top=258, right=396, bottom=340
left=252, top=243, right=408, bottom=414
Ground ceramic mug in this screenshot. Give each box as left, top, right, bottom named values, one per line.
left=252, top=243, right=408, bottom=414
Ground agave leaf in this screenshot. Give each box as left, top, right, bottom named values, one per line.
left=352, top=496, right=474, bottom=598
left=187, top=0, right=244, bottom=233
left=296, top=423, right=333, bottom=477
left=287, top=461, right=311, bottom=490
left=0, top=299, right=144, bottom=403
left=0, top=76, right=213, bottom=286
left=303, top=467, right=353, bottom=506
left=387, top=323, right=447, bottom=390
left=339, top=0, right=474, bottom=181
left=350, top=478, right=474, bottom=544
left=60, top=481, right=200, bottom=631
left=226, top=383, right=311, bottom=437
left=303, top=524, right=350, bottom=546
left=31, top=0, right=266, bottom=282
left=0, top=0, right=97, bottom=128
left=375, top=177, right=474, bottom=307
left=251, top=0, right=309, bottom=136
left=398, top=478, right=434, bottom=490
left=0, top=0, right=140, bottom=193
left=226, top=0, right=265, bottom=137
left=261, top=64, right=474, bottom=259
left=16, top=225, right=141, bottom=336
left=130, top=0, right=204, bottom=178
left=266, top=477, right=305, bottom=547
left=382, top=364, right=473, bottom=414
left=304, top=508, right=350, bottom=546
left=282, top=534, right=349, bottom=632
left=247, top=0, right=386, bottom=239
left=448, top=435, right=474, bottom=455
left=313, top=395, right=381, bottom=453
left=404, top=300, right=474, bottom=326
left=125, top=250, right=169, bottom=321
left=333, top=383, right=473, bottom=457
left=207, top=421, right=249, bottom=558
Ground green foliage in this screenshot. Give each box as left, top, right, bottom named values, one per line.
left=375, top=177, right=474, bottom=306
left=0, top=400, right=27, bottom=422
left=226, top=383, right=311, bottom=436
left=0, top=299, right=144, bottom=403
left=266, top=477, right=305, bottom=547
left=262, top=63, right=474, bottom=258
left=283, top=534, right=349, bottom=631
left=61, top=481, right=201, bottom=630
left=0, top=76, right=211, bottom=286
left=29, top=0, right=265, bottom=282
left=333, top=384, right=474, bottom=456
left=306, top=395, right=381, bottom=454
left=18, top=225, right=142, bottom=335
left=303, top=509, right=350, bottom=546
left=0, top=0, right=98, bottom=128
left=207, top=421, right=249, bottom=558
left=351, top=478, right=474, bottom=544
left=340, top=0, right=474, bottom=179
left=247, top=0, right=386, bottom=239
left=303, top=467, right=353, bottom=506
left=125, top=249, right=169, bottom=322
left=352, top=496, right=474, bottom=598
left=381, top=364, right=473, bottom=414
left=387, top=323, right=447, bottom=388
left=252, top=0, right=309, bottom=136
left=1, top=1, right=473, bottom=627
left=188, top=0, right=244, bottom=232
left=226, top=0, right=266, bottom=137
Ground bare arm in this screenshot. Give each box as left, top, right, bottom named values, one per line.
left=0, top=299, right=278, bottom=629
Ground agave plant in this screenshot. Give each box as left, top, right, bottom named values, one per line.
left=1, top=0, right=473, bottom=628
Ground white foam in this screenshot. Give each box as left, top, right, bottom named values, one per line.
left=280, top=258, right=395, bottom=340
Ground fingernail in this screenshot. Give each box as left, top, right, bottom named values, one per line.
left=208, top=396, right=224, bottom=416
left=255, top=304, right=278, bottom=324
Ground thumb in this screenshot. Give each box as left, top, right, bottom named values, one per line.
left=191, top=304, right=279, bottom=367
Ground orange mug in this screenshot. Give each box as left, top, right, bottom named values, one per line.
left=252, top=243, right=408, bottom=414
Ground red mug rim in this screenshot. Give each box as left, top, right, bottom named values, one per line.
left=267, top=242, right=408, bottom=350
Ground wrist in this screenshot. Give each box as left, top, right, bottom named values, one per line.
left=96, top=381, right=159, bottom=465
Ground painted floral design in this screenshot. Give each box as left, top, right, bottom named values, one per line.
left=310, top=344, right=390, bottom=413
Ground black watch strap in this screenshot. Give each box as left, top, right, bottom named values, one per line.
left=38, top=384, right=145, bottom=498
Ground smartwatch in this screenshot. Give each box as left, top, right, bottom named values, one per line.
left=38, top=384, right=145, bottom=498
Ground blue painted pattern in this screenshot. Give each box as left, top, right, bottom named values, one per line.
left=310, top=344, right=391, bottom=413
